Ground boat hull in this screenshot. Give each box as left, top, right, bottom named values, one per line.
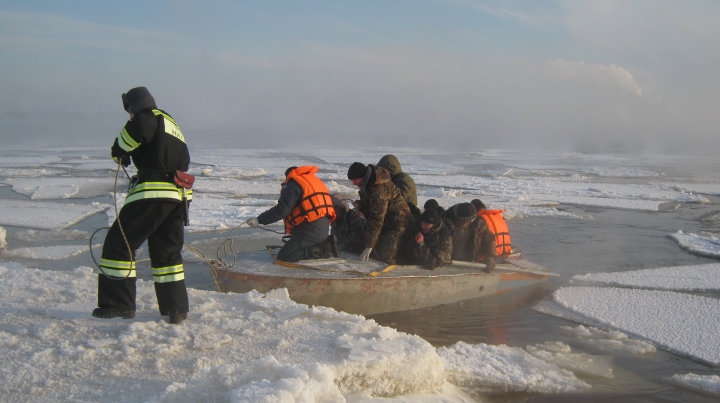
left=212, top=251, right=552, bottom=315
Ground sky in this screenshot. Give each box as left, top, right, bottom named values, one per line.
left=1, top=1, right=720, bottom=154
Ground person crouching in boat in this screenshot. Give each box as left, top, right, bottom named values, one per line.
left=397, top=209, right=453, bottom=269
left=330, top=194, right=367, bottom=254
left=442, top=202, right=497, bottom=272
left=471, top=199, right=514, bottom=262
left=347, top=162, right=411, bottom=264
left=246, top=166, right=338, bottom=262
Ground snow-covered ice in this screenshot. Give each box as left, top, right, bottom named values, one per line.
left=2, top=146, right=720, bottom=400
left=537, top=287, right=720, bottom=366
left=0, top=199, right=109, bottom=230
left=0, top=262, right=587, bottom=402
left=668, top=231, right=720, bottom=258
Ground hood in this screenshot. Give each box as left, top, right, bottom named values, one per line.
left=123, top=87, right=157, bottom=114
left=377, top=154, right=402, bottom=177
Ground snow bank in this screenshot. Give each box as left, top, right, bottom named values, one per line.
left=0, top=262, right=593, bottom=401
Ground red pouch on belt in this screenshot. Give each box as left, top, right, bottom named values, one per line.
left=174, top=170, right=195, bottom=189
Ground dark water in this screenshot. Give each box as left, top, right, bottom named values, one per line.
left=368, top=201, right=720, bottom=402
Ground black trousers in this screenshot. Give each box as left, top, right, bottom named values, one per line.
left=97, top=199, right=189, bottom=315
left=277, top=234, right=325, bottom=262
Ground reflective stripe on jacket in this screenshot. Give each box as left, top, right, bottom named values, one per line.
left=114, top=108, right=192, bottom=205
left=282, top=166, right=336, bottom=234
left=125, top=182, right=193, bottom=205
left=478, top=209, right=512, bottom=258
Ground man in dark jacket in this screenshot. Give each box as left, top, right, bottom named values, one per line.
left=398, top=209, right=453, bottom=269
left=247, top=166, right=337, bottom=262
left=442, top=202, right=496, bottom=272
left=330, top=194, right=366, bottom=254
left=347, top=162, right=411, bottom=264
left=377, top=154, right=421, bottom=216
left=94, top=87, right=192, bottom=324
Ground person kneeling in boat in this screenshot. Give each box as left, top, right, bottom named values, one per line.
left=246, top=166, right=338, bottom=262
left=397, top=209, right=453, bottom=270
left=442, top=202, right=497, bottom=273
left=330, top=194, right=367, bottom=254
left=471, top=199, right=514, bottom=262
left=347, top=162, right=411, bottom=264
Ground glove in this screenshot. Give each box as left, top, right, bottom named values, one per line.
left=246, top=217, right=259, bottom=228
left=484, top=258, right=496, bottom=273
left=112, top=155, right=131, bottom=167
left=360, top=247, right=372, bottom=261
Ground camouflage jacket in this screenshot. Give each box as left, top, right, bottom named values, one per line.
left=377, top=154, right=418, bottom=207
left=358, top=165, right=411, bottom=248
left=442, top=204, right=496, bottom=262
left=398, top=217, right=453, bottom=269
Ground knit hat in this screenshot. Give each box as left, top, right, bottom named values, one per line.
left=419, top=209, right=440, bottom=226
left=456, top=203, right=477, bottom=221
left=122, top=87, right=157, bottom=114
left=347, top=162, right=367, bottom=180
left=284, top=166, right=298, bottom=177
left=424, top=199, right=439, bottom=210
left=470, top=199, right=486, bottom=211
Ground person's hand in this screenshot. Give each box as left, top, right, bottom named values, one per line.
left=414, top=232, right=424, bottom=243
left=246, top=217, right=259, bottom=228
left=113, top=155, right=131, bottom=167
left=360, top=247, right=372, bottom=261
left=484, top=258, right=496, bottom=273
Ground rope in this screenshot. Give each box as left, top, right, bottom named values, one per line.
left=266, top=245, right=398, bottom=277
left=90, top=162, right=136, bottom=281
left=183, top=222, right=247, bottom=291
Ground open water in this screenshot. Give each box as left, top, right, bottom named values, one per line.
left=2, top=148, right=720, bottom=402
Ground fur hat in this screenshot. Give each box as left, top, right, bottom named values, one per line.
left=419, top=209, right=440, bottom=226
left=456, top=203, right=477, bottom=220
left=347, top=162, right=367, bottom=180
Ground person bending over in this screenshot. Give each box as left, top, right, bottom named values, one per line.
left=246, top=166, right=337, bottom=262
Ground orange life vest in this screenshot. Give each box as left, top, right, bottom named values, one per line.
left=478, top=209, right=513, bottom=258
left=283, top=166, right=336, bottom=234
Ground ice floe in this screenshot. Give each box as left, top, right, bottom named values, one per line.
left=668, top=231, right=720, bottom=258
left=536, top=287, right=720, bottom=366
left=668, top=373, right=720, bottom=397
left=572, top=263, right=720, bottom=292
left=0, top=199, right=109, bottom=230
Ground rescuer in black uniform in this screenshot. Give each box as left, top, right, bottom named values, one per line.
left=92, top=87, right=192, bottom=324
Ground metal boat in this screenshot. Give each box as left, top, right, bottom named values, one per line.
left=211, top=250, right=557, bottom=315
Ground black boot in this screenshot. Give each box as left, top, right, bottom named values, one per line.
left=169, top=312, right=187, bottom=324
left=310, top=243, right=331, bottom=259
left=92, top=306, right=135, bottom=319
